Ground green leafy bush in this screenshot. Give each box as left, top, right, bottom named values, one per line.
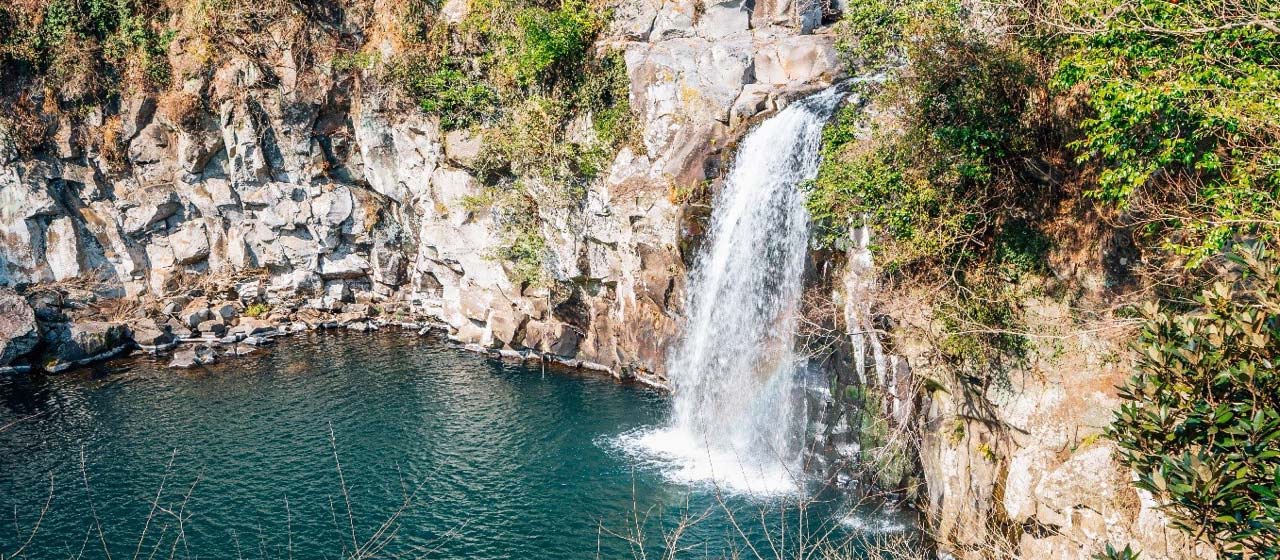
left=810, top=0, right=1045, bottom=274
left=506, top=0, right=601, bottom=87
left=393, top=57, right=498, bottom=130
left=482, top=187, right=550, bottom=287
left=244, top=303, right=271, bottom=318
left=1111, top=245, right=1280, bottom=558
left=1053, top=0, right=1280, bottom=262
left=388, top=0, right=629, bottom=284
left=1095, top=543, right=1141, bottom=560
left=995, top=220, right=1052, bottom=277
left=1, top=0, right=172, bottom=99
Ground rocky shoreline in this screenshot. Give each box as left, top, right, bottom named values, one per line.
left=0, top=283, right=632, bottom=380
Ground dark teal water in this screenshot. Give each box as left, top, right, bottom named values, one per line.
left=0, top=332, right=911, bottom=559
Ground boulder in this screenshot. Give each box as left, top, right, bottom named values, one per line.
left=1035, top=443, right=1128, bottom=523
left=212, top=302, right=238, bottom=322
left=0, top=290, right=39, bottom=368
left=313, top=188, right=354, bottom=228
left=444, top=130, right=483, bottom=167
left=489, top=310, right=529, bottom=348
left=196, top=319, right=228, bottom=337
left=169, top=221, right=211, bottom=265
left=181, top=305, right=213, bottom=329
left=230, top=317, right=276, bottom=337
left=752, top=34, right=839, bottom=88
left=224, top=344, right=260, bottom=357
left=730, top=85, right=774, bottom=127
left=242, top=335, right=271, bottom=346
left=319, top=252, right=370, bottom=279
left=44, top=217, right=83, bottom=281
left=333, top=310, right=368, bottom=325
left=42, top=321, right=132, bottom=373
left=130, top=317, right=177, bottom=352
left=169, top=345, right=217, bottom=368
left=235, top=281, right=262, bottom=302
left=343, top=303, right=372, bottom=317
left=121, top=186, right=181, bottom=234
left=165, top=317, right=194, bottom=338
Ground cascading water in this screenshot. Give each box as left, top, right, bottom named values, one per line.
left=622, top=87, right=846, bottom=495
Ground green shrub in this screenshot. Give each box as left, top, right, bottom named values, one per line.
left=332, top=50, right=380, bottom=72
left=386, top=0, right=630, bottom=286
left=810, top=0, right=1044, bottom=273
left=506, top=0, right=601, bottom=87
left=1094, top=543, right=1141, bottom=560
left=244, top=303, right=271, bottom=318
left=1, top=0, right=173, bottom=99
left=481, top=187, right=550, bottom=287
left=1053, top=0, right=1280, bottom=263
left=995, top=220, right=1052, bottom=277
left=1110, top=245, right=1280, bottom=558
left=392, top=56, right=498, bottom=130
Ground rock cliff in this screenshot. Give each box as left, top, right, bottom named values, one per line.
left=828, top=226, right=1216, bottom=559
left=0, top=0, right=842, bottom=381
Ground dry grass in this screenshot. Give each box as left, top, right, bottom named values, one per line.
left=97, top=115, right=127, bottom=170
left=1, top=94, right=52, bottom=157
left=156, top=90, right=204, bottom=132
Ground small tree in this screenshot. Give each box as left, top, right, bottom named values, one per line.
left=1111, top=245, right=1280, bottom=558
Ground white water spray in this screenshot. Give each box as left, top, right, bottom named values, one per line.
left=623, top=87, right=846, bottom=495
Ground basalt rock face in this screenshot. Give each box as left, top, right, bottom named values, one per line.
left=0, top=288, right=39, bottom=372
left=0, top=0, right=843, bottom=380
left=827, top=241, right=1215, bottom=559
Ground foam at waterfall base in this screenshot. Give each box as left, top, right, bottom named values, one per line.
left=838, top=513, right=909, bottom=534
left=607, top=426, right=803, bottom=497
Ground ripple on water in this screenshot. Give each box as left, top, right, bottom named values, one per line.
left=0, top=332, right=915, bottom=558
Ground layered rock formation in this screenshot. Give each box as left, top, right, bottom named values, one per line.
left=831, top=239, right=1215, bottom=559
left=0, top=0, right=843, bottom=379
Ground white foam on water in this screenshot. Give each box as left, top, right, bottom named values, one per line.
left=609, top=426, right=802, bottom=496
left=839, top=513, right=910, bottom=534
left=612, top=87, right=847, bottom=497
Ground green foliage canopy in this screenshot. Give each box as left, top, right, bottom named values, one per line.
left=1054, top=0, right=1280, bottom=262
left=1111, top=246, right=1280, bottom=558
left=810, top=0, right=1045, bottom=272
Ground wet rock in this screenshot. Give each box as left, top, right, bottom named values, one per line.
left=42, top=321, right=132, bottom=373
left=165, top=317, right=194, bottom=338
left=225, top=344, right=260, bottom=357
left=0, top=290, right=39, bottom=369
left=131, top=317, right=178, bottom=352
left=169, top=345, right=217, bottom=368
left=242, top=335, right=270, bottom=346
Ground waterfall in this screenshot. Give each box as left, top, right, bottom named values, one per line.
left=623, top=87, right=845, bottom=495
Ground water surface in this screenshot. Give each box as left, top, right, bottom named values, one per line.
left=0, top=332, right=908, bottom=559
